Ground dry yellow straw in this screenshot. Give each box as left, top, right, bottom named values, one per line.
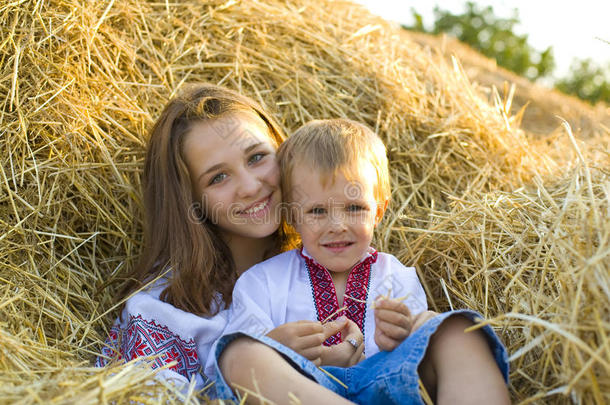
left=317, top=367, right=349, bottom=390
left=0, top=0, right=607, bottom=403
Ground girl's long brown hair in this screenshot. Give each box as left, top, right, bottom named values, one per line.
left=120, top=84, right=296, bottom=316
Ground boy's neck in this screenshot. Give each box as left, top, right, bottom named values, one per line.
left=329, top=271, right=349, bottom=307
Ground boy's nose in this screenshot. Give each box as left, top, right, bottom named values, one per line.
left=328, top=211, right=348, bottom=231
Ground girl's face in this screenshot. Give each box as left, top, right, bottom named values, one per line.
left=183, top=112, right=282, bottom=241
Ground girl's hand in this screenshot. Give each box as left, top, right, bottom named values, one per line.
left=320, top=317, right=365, bottom=367
left=266, top=318, right=349, bottom=366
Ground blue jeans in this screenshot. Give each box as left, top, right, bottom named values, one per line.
left=213, top=310, right=509, bottom=404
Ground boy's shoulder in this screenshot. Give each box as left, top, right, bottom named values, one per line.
left=374, top=250, right=415, bottom=271
left=241, top=248, right=302, bottom=279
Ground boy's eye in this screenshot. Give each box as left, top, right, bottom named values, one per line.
left=209, top=173, right=227, bottom=185
left=309, top=207, right=326, bottom=215
left=248, top=153, right=266, bottom=164
left=347, top=204, right=365, bottom=212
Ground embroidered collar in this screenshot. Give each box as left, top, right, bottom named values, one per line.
left=300, top=247, right=378, bottom=346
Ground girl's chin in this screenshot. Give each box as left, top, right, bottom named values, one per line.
left=223, top=223, right=280, bottom=240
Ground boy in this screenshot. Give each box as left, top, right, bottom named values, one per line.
left=221, top=118, right=431, bottom=361
left=213, top=119, right=509, bottom=404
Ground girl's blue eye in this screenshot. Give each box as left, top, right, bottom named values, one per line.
left=248, top=153, right=266, bottom=164
left=347, top=204, right=364, bottom=212
left=209, top=173, right=227, bottom=185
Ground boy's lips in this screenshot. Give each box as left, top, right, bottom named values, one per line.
left=321, top=241, right=354, bottom=253
left=238, top=194, right=272, bottom=218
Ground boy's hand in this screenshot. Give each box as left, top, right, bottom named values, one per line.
left=266, top=318, right=350, bottom=366
left=411, top=310, right=438, bottom=331
left=320, top=317, right=365, bottom=367
left=374, top=297, right=414, bottom=351
left=374, top=297, right=439, bottom=351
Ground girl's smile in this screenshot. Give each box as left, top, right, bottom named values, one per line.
left=237, top=194, right=273, bottom=218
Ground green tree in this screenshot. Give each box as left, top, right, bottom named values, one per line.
left=556, top=59, right=610, bottom=104
left=405, top=2, right=555, bottom=81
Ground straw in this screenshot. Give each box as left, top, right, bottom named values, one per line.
left=0, top=0, right=608, bottom=403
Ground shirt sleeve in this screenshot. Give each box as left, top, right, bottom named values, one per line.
left=389, top=256, right=428, bottom=315
left=95, top=285, right=223, bottom=391
left=222, top=264, right=275, bottom=337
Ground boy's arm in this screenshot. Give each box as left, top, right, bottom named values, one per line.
left=226, top=265, right=348, bottom=365
left=224, top=266, right=276, bottom=337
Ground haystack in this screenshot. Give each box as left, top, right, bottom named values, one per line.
left=1, top=0, right=608, bottom=403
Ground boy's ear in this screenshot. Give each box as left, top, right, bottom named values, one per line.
left=375, top=199, right=389, bottom=226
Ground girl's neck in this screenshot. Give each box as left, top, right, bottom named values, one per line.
left=224, top=232, right=278, bottom=275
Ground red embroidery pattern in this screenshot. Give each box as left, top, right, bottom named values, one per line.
left=96, top=315, right=200, bottom=381
left=301, top=248, right=377, bottom=346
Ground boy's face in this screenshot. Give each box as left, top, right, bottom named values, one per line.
left=290, top=162, right=387, bottom=273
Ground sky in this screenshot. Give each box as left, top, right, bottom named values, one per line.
left=353, top=0, right=610, bottom=81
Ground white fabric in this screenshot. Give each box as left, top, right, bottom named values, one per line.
left=98, top=274, right=229, bottom=387
left=218, top=248, right=428, bottom=360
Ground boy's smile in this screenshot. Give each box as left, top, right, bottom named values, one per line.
left=290, top=162, right=386, bottom=275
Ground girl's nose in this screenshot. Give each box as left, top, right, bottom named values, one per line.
left=237, top=170, right=262, bottom=198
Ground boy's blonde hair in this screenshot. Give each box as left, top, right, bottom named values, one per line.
left=277, top=118, right=390, bottom=206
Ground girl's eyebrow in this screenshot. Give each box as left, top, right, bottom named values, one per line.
left=242, top=142, right=262, bottom=153
left=203, top=163, right=224, bottom=175
left=198, top=162, right=226, bottom=184
left=197, top=142, right=265, bottom=183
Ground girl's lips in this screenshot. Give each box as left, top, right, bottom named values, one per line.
left=321, top=241, right=354, bottom=253
left=238, top=195, right=272, bottom=218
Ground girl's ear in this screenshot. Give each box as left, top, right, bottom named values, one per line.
left=375, top=199, right=389, bottom=226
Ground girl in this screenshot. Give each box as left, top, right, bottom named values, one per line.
left=96, top=84, right=359, bottom=402
left=98, top=83, right=509, bottom=404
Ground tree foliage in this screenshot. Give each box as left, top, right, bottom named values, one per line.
left=406, top=2, right=554, bottom=81
left=404, top=2, right=610, bottom=104
left=556, top=59, right=610, bottom=105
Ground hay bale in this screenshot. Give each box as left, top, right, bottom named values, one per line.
left=0, top=0, right=607, bottom=403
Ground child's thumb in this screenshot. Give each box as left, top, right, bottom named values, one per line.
left=322, top=316, right=347, bottom=337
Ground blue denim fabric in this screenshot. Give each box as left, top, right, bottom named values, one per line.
left=213, top=310, right=509, bottom=403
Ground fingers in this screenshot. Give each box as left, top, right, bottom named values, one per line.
left=294, top=330, right=327, bottom=349
left=348, top=337, right=366, bottom=366
left=374, top=297, right=412, bottom=316
left=375, top=306, right=412, bottom=326
left=292, top=320, right=325, bottom=337
left=299, top=346, right=325, bottom=365
left=375, top=318, right=410, bottom=341
left=321, top=316, right=348, bottom=339
left=341, top=318, right=364, bottom=341
left=374, top=326, right=398, bottom=352
left=411, top=310, right=438, bottom=332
